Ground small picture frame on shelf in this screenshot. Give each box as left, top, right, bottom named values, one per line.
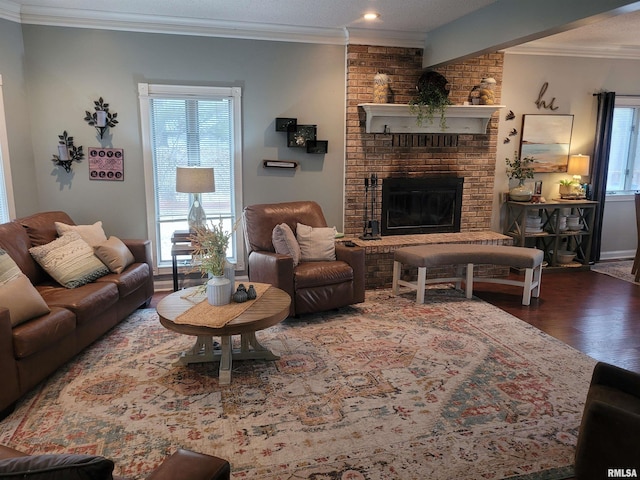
left=306, top=140, right=328, bottom=154
left=288, top=125, right=316, bottom=148
left=534, top=181, right=543, bottom=195
left=275, top=118, right=297, bottom=132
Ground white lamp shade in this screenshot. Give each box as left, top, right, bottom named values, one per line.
left=176, top=166, right=215, bottom=193
left=568, top=155, right=590, bottom=177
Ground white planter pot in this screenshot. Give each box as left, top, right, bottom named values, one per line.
left=207, top=276, right=231, bottom=306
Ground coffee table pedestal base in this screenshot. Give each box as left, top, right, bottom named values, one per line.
left=177, top=332, right=279, bottom=385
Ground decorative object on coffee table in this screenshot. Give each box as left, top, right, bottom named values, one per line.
left=189, top=218, right=233, bottom=305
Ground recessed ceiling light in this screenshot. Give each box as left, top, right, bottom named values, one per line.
left=364, top=12, right=380, bottom=21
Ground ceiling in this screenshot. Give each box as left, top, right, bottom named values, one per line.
left=2, top=0, right=640, bottom=59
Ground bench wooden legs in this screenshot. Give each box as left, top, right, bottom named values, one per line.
left=392, top=261, right=542, bottom=306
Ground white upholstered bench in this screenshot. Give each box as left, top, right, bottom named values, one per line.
left=392, top=244, right=544, bottom=306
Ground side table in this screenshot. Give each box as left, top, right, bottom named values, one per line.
left=171, top=230, right=196, bottom=291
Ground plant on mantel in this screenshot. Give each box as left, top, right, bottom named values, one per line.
left=408, top=70, right=452, bottom=130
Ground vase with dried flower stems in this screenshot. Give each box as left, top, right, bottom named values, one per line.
left=190, top=219, right=232, bottom=306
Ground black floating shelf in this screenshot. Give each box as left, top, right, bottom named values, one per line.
left=275, top=118, right=297, bottom=132
left=275, top=117, right=328, bottom=154
left=306, top=140, right=328, bottom=154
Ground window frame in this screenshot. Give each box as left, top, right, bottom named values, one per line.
left=0, top=74, right=16, bottom=223
left=607, top=96, right=640, bottom=196
left=138, top=83, right=244, bottom=273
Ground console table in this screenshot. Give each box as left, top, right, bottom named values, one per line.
left=504, top=200, right=598, bottom=269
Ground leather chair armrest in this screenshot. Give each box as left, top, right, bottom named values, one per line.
left=335, top=244, right=366, bottom=303
left=0, top=309, right=20, bottom=416
left=145, top=449, right=230, bottom=480
left=121, top=239, right=153, bottom=270
left=248, top=251, right=294, bottom=289
left=0, top=444, right=28, bottom=460
left=590, top=361, right=640, bottom=399
left=248, top=251, right=295, bottom=313
left=575, top=400, right=640, bottom=478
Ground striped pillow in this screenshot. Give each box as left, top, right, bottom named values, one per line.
left=0, top=248, right=21, bottom=284
left=29, top=232, right=109, bottom=288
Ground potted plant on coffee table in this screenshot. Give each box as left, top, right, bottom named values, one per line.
left=190, top=219, right=232, bottom=305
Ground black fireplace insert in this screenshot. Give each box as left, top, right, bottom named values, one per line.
left=381, top=176, right=464, bottom=235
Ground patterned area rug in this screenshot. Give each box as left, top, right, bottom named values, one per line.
left=0, top=288, right=596, bottom=479
left=591, top=260, right=639, bottom=284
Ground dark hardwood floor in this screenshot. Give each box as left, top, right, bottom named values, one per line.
left=153, top=266, right=640, bottom=373
left=474, top=267, right=640, bottom=374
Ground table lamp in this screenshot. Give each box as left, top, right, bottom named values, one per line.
left=176, top=166, right=215, bottom=231
left=568, top=154, right=590, bottom=183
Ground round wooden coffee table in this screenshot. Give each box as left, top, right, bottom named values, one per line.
left=157, top=286, right=291, bottom=385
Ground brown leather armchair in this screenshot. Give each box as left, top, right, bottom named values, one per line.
left=574, top=362, right=640, bottom=479
left=0, top=444, right=230, bottom=480
left=243, top=201, right=365, bottom=316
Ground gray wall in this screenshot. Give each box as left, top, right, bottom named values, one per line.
left=18, top=25, right=346, bottom=239
left=0, top=18, right=38, bottom=216
left=495, top=52, right=640, bottom=259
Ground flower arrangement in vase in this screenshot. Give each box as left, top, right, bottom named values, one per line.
left=505, top=151, right=535, bottom=201
left=189, top=219, right=232, bottom=305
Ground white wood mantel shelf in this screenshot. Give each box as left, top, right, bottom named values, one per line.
left=358, top=103, right=505, bottom=134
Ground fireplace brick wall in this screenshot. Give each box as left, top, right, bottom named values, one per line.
left=345, top=45, right=504, bottom=238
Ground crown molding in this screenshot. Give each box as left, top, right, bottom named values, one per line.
left=2, top=3, right=427, bottom=48
left=0, top=0, right=21, bottom=23
left=347, top=27, right=425, bottom=49
left=505, top=42, right=640, bottom=60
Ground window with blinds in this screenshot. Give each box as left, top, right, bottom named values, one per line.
left=139, top=84, right=243, bottom=270
left=607, top=98, right=640, bottom=194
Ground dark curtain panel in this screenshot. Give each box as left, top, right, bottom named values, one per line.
left=590, top=91, right=616, bottom=262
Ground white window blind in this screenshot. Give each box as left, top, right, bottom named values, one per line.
left=139, top=84, right=243, bottom=271
left=607, top=98, right=640, bottom=194
left=0, top=75, right=15, bottom=223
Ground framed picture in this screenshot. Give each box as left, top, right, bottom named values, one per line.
left=88, top=147, right=124, bottom=181
left=534, top=180, right=543, bottom=195
left=275, top=117, right=297, bottom=132
left=306, top=140, right=328, bottom=154
left=520, top=114, right=574, bottom=173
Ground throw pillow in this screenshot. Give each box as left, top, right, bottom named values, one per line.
left=272, top=223, right=301, bottom=266
left=0, top=248, right=20, bottom=284
left=94, top=236, right=135, bottom=274
left=55, top=221, right=107, bottom=247
left=0, top=273, right=50, bottom=326
left=0, top=453, right=114, bottom=479
left=296, top=223, right=337, bottom=261
left=29, top=232, right=109, bottom=289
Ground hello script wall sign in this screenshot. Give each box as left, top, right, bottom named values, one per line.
left=535, top=82, right=559, bottom=111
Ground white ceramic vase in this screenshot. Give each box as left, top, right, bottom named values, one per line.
left=509, top=180, right=533, bottom=202
left=224, top=261, right=236, bottom=288
left=207, top=276, right=231, bottom=306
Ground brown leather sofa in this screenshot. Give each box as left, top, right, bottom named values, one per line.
left=0, top=211, right=154, bottom=417
left=0, top=444, right=230, bottom=480
left=243, top=201, right=365, bottom=316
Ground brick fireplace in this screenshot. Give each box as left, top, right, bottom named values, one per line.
left=344, top=46, right=510, bottom=288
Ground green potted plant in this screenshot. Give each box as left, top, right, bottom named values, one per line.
left=506, top=151, right=535, bottom=201
left=409, top=71, right=451, bottom=130
left=190, top=219, right=232, bottom=305
left=559, top=178, right=581, bottom=198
